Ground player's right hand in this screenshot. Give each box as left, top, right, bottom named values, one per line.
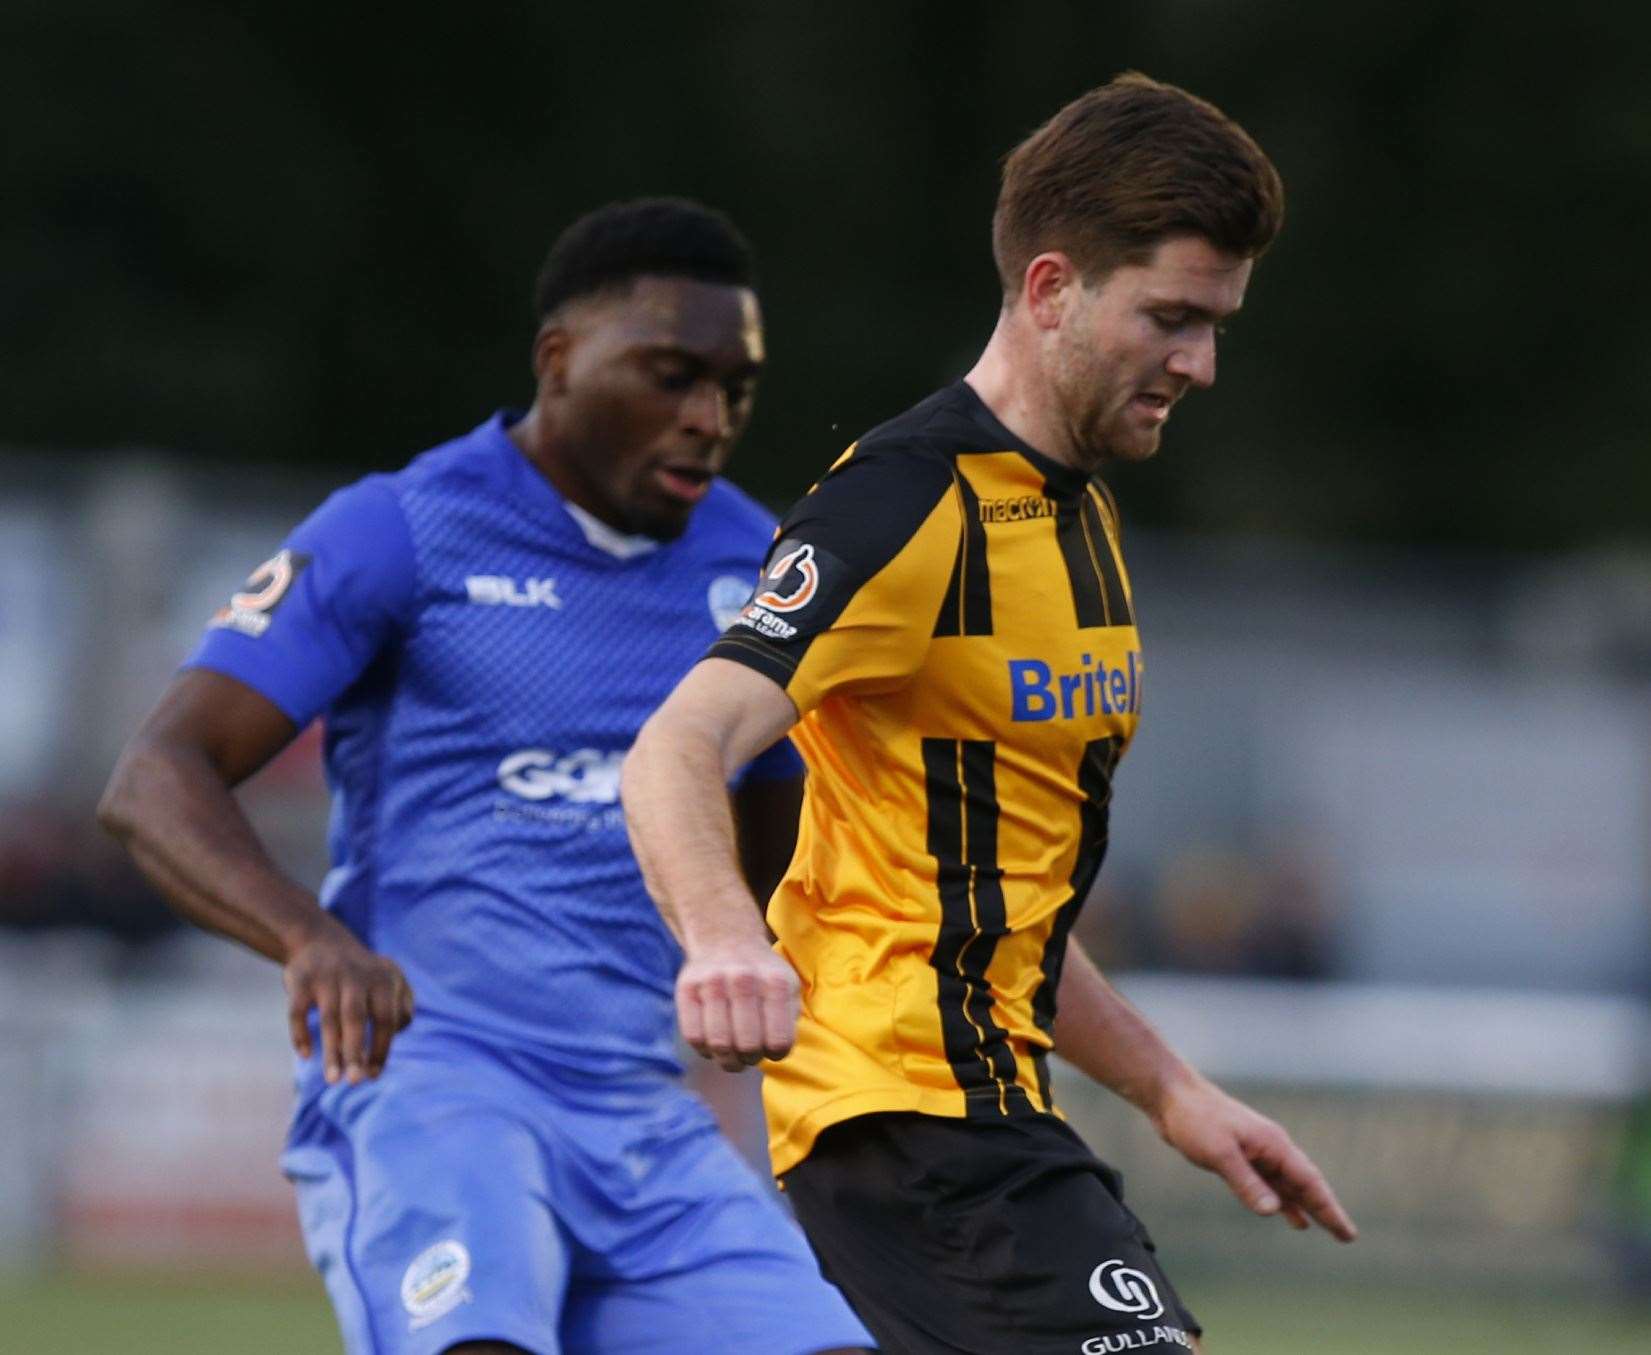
left=676, top=937, right=799, bottom=1073
left=283, top=917, right=416, bottom=1085
left=1154, top=1072, right=1358, bottom=1243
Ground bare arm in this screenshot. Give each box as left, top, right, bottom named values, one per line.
left=623, top=658, right=801, bottom=1071
left=98, top=668, right=413, bottom=1083
left=100, top=670, right=320, bottom=958
left=1054, top=938, right=1356, bottom=1242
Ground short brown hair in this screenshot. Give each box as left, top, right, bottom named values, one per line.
left=992, top=73, right=1285, bottom=295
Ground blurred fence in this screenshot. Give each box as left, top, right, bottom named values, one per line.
left=3, top=451, right=1649, bottom=1289
left=2, top=946, right=1647, bottom=1294
left=1057, top=978, right=1651, bottom=1292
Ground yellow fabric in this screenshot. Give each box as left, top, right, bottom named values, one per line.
left=712, top=391, right=1144, bottom=1176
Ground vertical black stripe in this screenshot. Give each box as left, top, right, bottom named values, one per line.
left=1030, top=736, right=1122, bottom=1110
left=924, top=739, right=994, bottom=1112
left=959, top=740, right=1030, bottom=1113
left=932, top=471, right=993, bottom=637
left=933, top=519, right=967, bottom=639
left=924, top=737, right=1028, bottom=1116
left=1054, top=496, right=1109, bottom=628
left=1081, top=490, right=1134, bottom=627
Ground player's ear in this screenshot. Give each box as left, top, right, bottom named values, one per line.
left=531, top=322, right=573, bottom=396
left=1023, top=253, right=1077, bottom=331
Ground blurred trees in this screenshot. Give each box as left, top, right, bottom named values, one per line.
left=4, top=0, right=1648, bottom=548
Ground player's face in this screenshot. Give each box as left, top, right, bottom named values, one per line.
left=1052, top=235, right=1252, bottom=468
left=541, top=276, right=764, bottom=540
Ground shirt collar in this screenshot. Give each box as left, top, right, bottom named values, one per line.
left=562, top=500, right=661, bottom=560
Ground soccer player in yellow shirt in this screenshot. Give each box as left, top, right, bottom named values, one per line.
left=624, top=75, right=1355, bottom=1354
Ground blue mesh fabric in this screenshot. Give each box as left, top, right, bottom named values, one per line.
left=190, top=413, right=787, bottom=1081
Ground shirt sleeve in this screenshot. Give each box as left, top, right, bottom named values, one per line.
left=183, top=475, right=417, bottom=727
left=706, top=443, right=960, bottom=718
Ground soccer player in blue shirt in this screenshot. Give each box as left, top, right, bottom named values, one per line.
left=99, top=199, right=874, bottom=1355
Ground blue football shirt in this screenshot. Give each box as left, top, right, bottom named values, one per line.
left=187, top=412, right=797, bottom=1081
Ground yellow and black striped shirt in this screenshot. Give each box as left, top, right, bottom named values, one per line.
left=708, top=381, right=1143, bottom=1175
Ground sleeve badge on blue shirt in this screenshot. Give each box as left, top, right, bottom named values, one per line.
left=708, top=574, right=755, bottom=631
left=208, top=548, right=311, bottom=638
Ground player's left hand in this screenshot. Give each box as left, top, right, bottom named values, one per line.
left=1153, top=1072, right=1358, bottom=1243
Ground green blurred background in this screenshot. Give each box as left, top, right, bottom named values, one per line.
left=5, top=1273, right=1648, bottom=1354
left=7, top=0, right=1650, bottom=547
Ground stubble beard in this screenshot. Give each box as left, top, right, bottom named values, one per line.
left=1054, top=341, right=1150, bottom=471
left=1105, top=416, right=1164, bottom=464
left=1073, top=388, right=1162, bottom=471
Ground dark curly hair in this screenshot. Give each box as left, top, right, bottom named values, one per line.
left=533, top=197, right=755, bottom=320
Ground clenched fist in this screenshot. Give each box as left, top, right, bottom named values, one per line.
left=676, top=936, right=799, bottom=1073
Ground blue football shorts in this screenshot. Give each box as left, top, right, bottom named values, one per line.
left=281, top=1034, right=872, bottom=1355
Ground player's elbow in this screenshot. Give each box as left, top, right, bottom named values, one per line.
left=630, top=697, right=694, bottom=765
left=97, top=742, right=148, bottom=843
left=97, top=734, right=177, bottom=845
left=622, top=710, right=679, bottom=810
left=623, top=705, right=719, bottom=821
left=94, top=787, right=126, bottom=842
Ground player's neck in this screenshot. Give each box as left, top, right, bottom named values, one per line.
left=507, top=406, right=620, bottom=529
left=507, top=405, right=553, bottom=471
left=964, top=315, right=1082, bottom=471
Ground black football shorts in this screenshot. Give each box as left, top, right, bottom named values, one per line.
left=783, top=1112, right=1200, bottom=1355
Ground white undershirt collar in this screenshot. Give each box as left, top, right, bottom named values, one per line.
left=562, top=500, right=661, bottom=560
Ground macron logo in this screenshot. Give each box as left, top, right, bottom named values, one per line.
left=466, top=575, right=563, bottom=609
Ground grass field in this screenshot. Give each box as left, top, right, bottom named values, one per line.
left=4, top=1270, right=1649, bottom=1352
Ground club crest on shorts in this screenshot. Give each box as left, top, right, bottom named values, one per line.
left=1088, top=1258, right=1164, bottom=1321
left=707, top=574, right=754, bottom=631
left=400, top=1238, right=472, bottom=1330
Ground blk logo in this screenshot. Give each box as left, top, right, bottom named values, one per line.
left=466, top=575, right=562, bottom=608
